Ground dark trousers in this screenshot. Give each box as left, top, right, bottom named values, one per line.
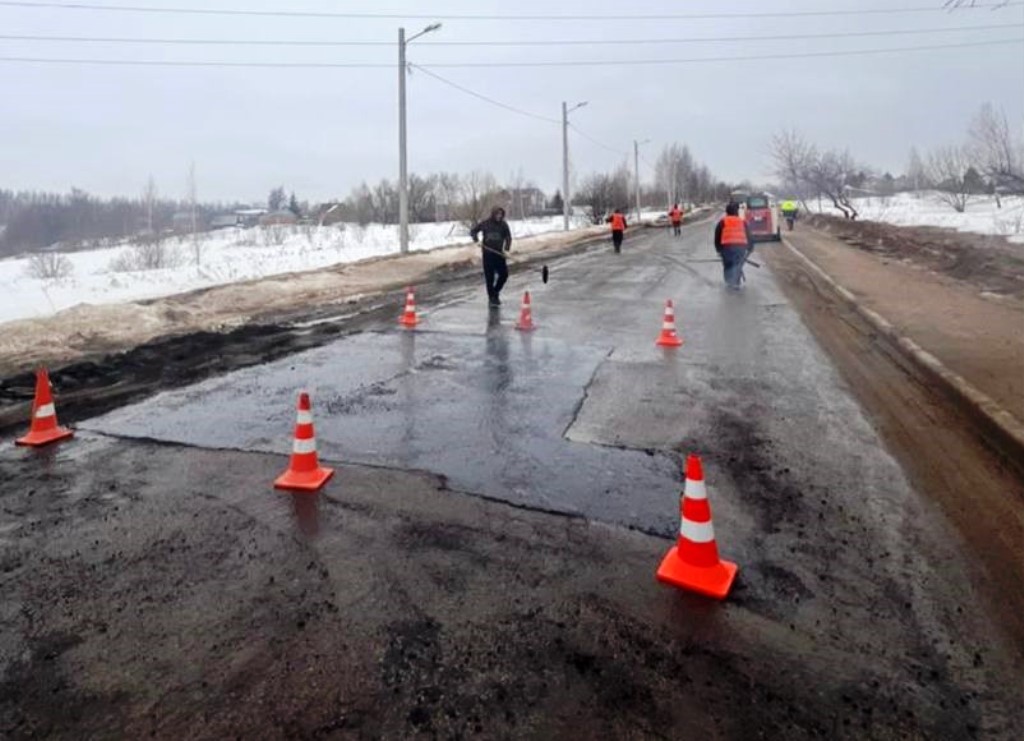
left=672, top=222, right=681, bottom=236
left=482, top=249, right=508, bottom=299
left=612, top=230, right=624, bottom=252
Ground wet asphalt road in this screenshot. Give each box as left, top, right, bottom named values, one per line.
left=3, top=222, right=1023, bottom=738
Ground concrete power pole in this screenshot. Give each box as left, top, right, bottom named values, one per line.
left=634, top=140, right=641, bottom=222
left=562, top=101, right=570, bottom=231
left=398, top=27, right=409, bottom=254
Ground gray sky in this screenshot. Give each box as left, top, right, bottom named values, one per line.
left=1, top=0, right=1022, bottom=203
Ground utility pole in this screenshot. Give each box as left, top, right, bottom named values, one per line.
left=634, top=140, right=641, bottom=222
left=398, top=23, right=441, bottom=254
left=398, top=27, right=409, bottom=254
left=633, top=138, right=651, bottom=221
left=562, top=102, right=569, bottom=231
left=561, top=101, right=587, bottom=231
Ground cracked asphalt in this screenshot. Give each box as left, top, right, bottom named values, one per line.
left=2, top=223, right=1021, bottom=739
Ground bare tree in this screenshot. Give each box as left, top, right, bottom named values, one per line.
left=769, top=129, right=818, bottom=210
left=927, top=145, right=975, bottom=212
left=808, top=149, right=862, bottom=219
left=27, top=251, right=74, bottom=280
left=906, top=146, right=930, bottom=192
left=142, top=175, right=158, bottom=234
left=574, top=165, right=631, bottom=223
left=457, top=171, right=499, bottom=228
left=968, top=103, right=1024, bottom=194
left=187, top=162, right=201, bottom=265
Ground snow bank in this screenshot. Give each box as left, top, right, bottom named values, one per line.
left=0, top=215, right=587, bottom=326
left=809, top=192, right=1024, bottom=244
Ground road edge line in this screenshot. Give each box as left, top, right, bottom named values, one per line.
left=781, top=236, right=1024, bottom=475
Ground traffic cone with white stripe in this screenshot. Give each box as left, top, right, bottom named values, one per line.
left=16, top=368, right=73, bottom=447
left=274, top=391, right=334, bottom=492
left=655, top=299, right=684, bottom=347
left=656, top=454, right=738, bottom=599
left=398, top=286, right=420, bottom=328
left=515, top=291, right=536, bottom=331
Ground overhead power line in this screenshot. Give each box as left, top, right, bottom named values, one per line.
left=0, top=38, right=1020, bottom=69
left=0, top=0, right=1020, bottom=21
left=568, top=125, right=629, bottom=158
left=0, top=24, right=1018, bottom=47
left=409, top=65, right=559, bottom=125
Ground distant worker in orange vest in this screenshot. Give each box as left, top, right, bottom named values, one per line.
left=606, top=208, right=628, bottom=253
left=714, top=201, right=754, bottom=289
left=668, top=203, right=684, bottom=236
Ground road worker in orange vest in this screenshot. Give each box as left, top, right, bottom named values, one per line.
left=606, top=208, right=628, bottom=253
left=668, top=204, right=684, bottom=236
left=714, top=201, right=754, bottom=289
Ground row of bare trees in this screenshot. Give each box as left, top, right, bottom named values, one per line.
left=772, top=103, right=1023, bottom=218
left=327, top=170, right=557, bottom=228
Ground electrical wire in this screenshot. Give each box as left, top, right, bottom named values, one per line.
left=409, top=64, right=559, bottom=124
left=0, top=0, right=1020, bottom=21
left=568, top=124, right=629, bottom=158
left=0, top=24, right=1018, bottom=47
left=0, top=38, right=1020, bottom=69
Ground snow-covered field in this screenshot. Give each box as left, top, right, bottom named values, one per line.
left=809, top=192, right=1024, bottom=244
left=0, top=215, right=589, bottom=325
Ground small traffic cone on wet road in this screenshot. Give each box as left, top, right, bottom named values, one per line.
left=656, top=454, right=738, bottom=600
left=274, top=392, right=334, bottom=493
left=655, top=299, right=684, bottom=347
left=398, top=286, right=420, bottom=328
left=15, top=368, right=74, bottom=447
left=515, top=291, right=536, bottom=331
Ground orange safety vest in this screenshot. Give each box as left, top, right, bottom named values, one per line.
left=720, top=215, right=748, bottom=246
left=669, top=207, right=682, bottom=224
left=610, top=213, right=626, bottom=231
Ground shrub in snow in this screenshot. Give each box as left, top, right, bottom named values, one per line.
left=109, top=238, right=180, bottom=272
left=260, top=224, right=289, bottom=247
left=26, top=251, right=74, bottom=280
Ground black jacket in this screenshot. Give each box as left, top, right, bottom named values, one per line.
left=470, top=218, right=512, bottom=253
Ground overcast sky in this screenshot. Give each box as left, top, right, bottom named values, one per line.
left=1, top=0, right=1022, bottom=203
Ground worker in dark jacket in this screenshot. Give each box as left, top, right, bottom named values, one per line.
left=470, top=206, right=513, bottom=307
left=714, top=201, right=754, bottom=289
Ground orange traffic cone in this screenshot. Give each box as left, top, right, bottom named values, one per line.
left=515, top=291, right=536, bottom=331
left=398, top=286, right=420, bottom=328
left=274, top=392, right=334, bottom=492
left=655, top=299, right=684, bottom=347
left=16, top=368, right=74, bottom=447
left=656, top=454, right=738, bottom=600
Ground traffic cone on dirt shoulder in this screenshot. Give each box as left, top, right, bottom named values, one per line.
left=655, top=299, right=684, bottom=347
left=274, top=392, right=334, bottom=493
left=515, top=291, right=536, bottom=331
left=656, top=454, right=738, bottom=600
left=15, top=368, right=74, bottom=447
left=398, top=286, right=420, bottom=328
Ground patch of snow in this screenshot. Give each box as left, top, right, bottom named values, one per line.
left=0, top=215, right=587, bottom=326
left=807, top=192, right=1024, bottom=244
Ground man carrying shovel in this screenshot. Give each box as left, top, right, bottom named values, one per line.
left=714, top=201, right=754, bottom=290
left=470, top=206, right=513, bottom=308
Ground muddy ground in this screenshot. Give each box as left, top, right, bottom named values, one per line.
left=804, top=214, right=1024, bottom=301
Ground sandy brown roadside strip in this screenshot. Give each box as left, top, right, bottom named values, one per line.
left=0, top=227, right=608, bottom=378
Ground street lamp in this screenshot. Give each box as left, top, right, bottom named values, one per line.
left=562, top=100, right=587, bottom=231
left=633, top=138, right=651, bottom=222
left=398, top=22, right=442, bottom=254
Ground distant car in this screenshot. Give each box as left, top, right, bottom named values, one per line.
left=731, top=191, right=782, bottom=242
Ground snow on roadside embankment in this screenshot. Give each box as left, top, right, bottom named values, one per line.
left=811, top=192, right=1024, bottom=244
left=0, top=216, right=584, bottom=325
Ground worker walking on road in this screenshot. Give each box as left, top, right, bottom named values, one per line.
left=714, top=202, right=754, bottom=290
left=781, top=199, right=798, bottom=230
left=607, top=208, right=628, bottom=253
left=669, top=203, right=683, bottom=236
left=470, top=206, right=513, bottom=308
